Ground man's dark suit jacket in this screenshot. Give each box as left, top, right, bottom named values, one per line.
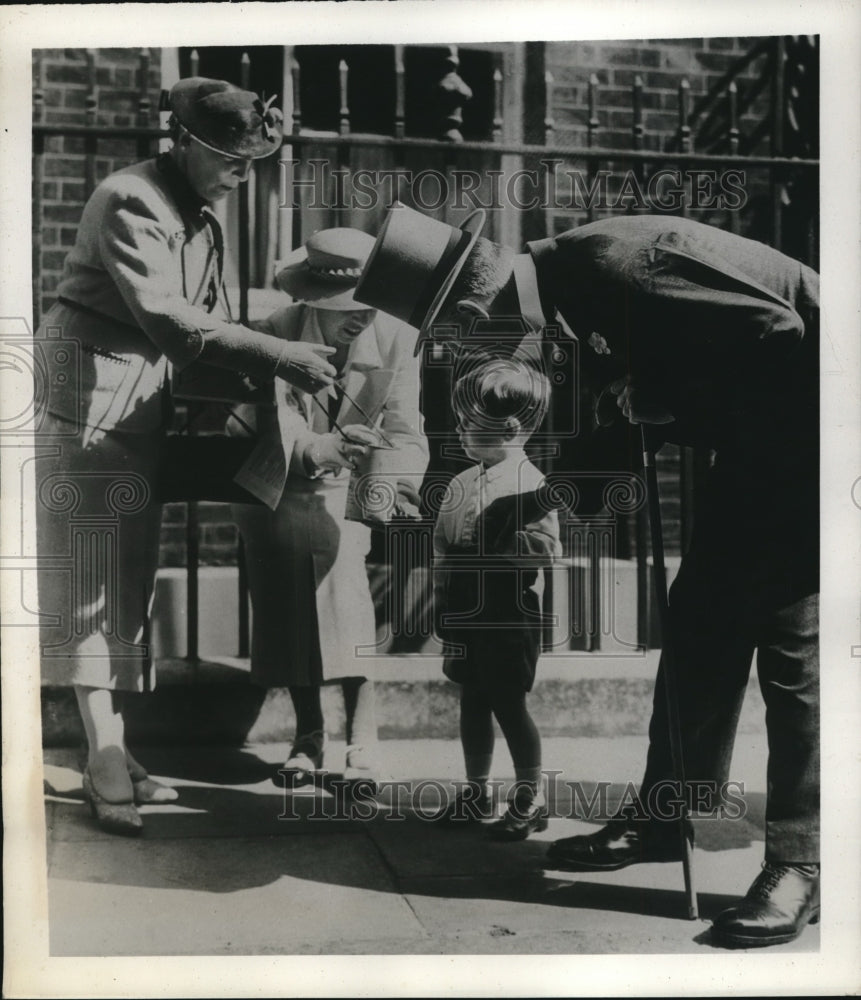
left=525, top=215, right=819, bottom=605
left=528, top=216, right=819, bottom=452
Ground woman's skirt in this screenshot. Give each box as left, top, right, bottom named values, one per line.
left=36, top=412, right=164, bottom=692
left=233, top=477, right=376, bottom=687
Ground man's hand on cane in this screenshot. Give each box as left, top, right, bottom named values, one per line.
left=609, top=376, right=675, bottom=426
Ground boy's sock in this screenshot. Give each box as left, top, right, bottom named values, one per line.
left=463, top=754, right=493, bottom=794
left=513, top=765, right=545, bottom=803
left=436, top=736, right=494, bottom=824
left=509, top=766, right=545, bottom=819
left=491, top=688, right=544, bottom=811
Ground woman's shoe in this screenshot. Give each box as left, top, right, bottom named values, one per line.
left=343, top=744, right=379, bottom=793
left=131, top=776, right=179, bottom=805
left=125, top=754, right=179, bottom=804
left=280, top=729, right=326, bottom=785
left=82, top=748, right=143, bottom=837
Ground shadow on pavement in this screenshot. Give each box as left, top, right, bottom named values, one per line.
left=44, top=773, right=750, bottom=923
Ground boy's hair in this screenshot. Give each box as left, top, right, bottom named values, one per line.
left=445, top=237, right=514, bottom=306
left=453, top=358, right=551, bottom=437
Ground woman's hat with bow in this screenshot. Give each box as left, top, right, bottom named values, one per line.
left=168, top=77, right=284, bottom=159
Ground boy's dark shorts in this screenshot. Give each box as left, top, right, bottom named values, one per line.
left=442, top=626, right=541, bottom=692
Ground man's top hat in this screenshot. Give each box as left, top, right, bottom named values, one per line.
left=354, top=202, right=486, bottom=339
left=169, top=77, right=284, bottom=159
left=274, top=228, right=377, bottom=310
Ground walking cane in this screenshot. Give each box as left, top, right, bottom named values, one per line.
left=641, top=424, right=698, bottom=920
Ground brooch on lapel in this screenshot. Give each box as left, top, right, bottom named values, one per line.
left=167, top=230, right=187, bottom=252
left=588, top=331, right=611, bottom=355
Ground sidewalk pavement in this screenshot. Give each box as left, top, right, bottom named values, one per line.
left=42, top=734, right=819, bottom=957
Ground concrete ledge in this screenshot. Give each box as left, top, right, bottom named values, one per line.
left=41, top=652, right=766, bottom=747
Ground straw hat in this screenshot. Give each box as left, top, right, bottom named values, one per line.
left=274, top=228, right=377, bottom=310
left=353, top=202, right=486, bottom=334
left=169, top=77, right=283, bottom=159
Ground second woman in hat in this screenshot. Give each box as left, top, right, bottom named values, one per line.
left=231, top=228, right=428, bottom=786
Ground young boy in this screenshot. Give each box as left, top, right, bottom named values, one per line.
left=433, top=357, right=561, bottom=840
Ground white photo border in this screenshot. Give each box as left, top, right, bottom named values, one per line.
left=2, top=1, right=858, bottom=996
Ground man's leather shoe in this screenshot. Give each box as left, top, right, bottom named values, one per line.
left=711, top=862, right=820, bottom=948
left=545, top=817, right=687, bottom=872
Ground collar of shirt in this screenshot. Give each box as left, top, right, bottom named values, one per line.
left=156, top=152, right=210, bottom=219
left=302, top=306, right=384, bottom=432
left=480, top=449, right=531, bottom=493
left=518, top=246, right=580, bottom=344
left=155, top=152, right=224, bottom=298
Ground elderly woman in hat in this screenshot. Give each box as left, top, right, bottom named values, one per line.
left=230, top=228, right=427, bottom=788
left=35, top=78, right=338, bottom=835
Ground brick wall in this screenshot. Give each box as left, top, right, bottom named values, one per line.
left=539, top=37, right=781, bottom=246
left=546, top=37, right=772, bottom=153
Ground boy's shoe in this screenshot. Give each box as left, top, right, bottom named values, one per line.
left=279, top=729, right=326, bottom=785
left=433, top=784, right=496, bottom=825
left=488, top=792, right=549, bottom=841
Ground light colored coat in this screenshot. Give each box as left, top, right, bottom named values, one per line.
left=37, top=156, right=295, bottom=435
left=232, top=304, right=428, bottom=685
left=34, top=154, right=298, bottom=692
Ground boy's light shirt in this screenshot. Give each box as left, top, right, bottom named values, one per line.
left=438, top=448, right=545, bottom=548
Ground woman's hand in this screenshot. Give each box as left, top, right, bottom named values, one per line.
left=339, top=424, right=384, bottom=449
left=308, top=425, right=376, bottom=471
left=393, top=498, right=422, bottom=520
left=276, top=342, right=337, bottom=393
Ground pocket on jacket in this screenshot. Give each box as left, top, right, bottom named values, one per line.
left=37, top=303, right=168, bottom=433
